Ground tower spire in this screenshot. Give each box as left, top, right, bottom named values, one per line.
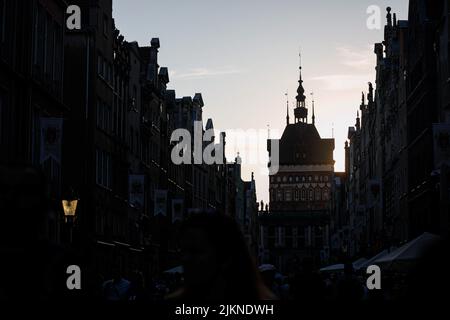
left=286, top=91, right=290, bottom=125
left=294, top=49, right=308, bottom=123
left=311, top=92, right=315, bottom=125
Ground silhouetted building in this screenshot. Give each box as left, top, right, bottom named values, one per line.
left=0, top=0, right=67, bottom=245
left=344, top=2, right=450, bottom=260
left=259, top=62, right=335, bottom=272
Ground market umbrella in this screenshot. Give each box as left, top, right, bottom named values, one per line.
left=352, top=258, right=368, bottom=270
left=258, top=264, right=276, bottom=272
left=319, top=263, right=344, bottom=273
left=164, top=265, right=184, bottom=274
left=374, top=232, right=441, bottom=271
left=356, top=249, right=392, bottom=271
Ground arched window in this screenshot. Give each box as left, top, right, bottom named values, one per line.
left=276, top=189, right=283, bottom=201
left=315, top=188, right=321, bottom=201
left=294, top=189, right=299, bottom=201
left=309, top=188, right=314, bottom=201
left=323, top=188, right=330, bottom=201
left=301, top=189, right=306, bottom=201
left=285, top=189, right=292, bottom=201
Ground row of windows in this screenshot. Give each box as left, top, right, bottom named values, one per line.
left=96, top=99, right=113, bottom=133
left=98, top=54, right=114, bottom=85
left=0, top=0, right=5, bottom=43
left=96, top=149, right=112, bottom=189
left=263, top=226, right=324, bottom=249
left=33, top=3, right=63, bottom=85
left=271, top=188, right=330, bottom=202
left=271, top=174, right=330, bottom=184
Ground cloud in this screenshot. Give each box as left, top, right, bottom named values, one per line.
left=309, top=74, right=372, bottom=91
left=170, top=66, right=243, bottom=80
left=336, top=45, right=374, bottom=71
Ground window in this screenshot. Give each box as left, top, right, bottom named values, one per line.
left=315, top=188, right=321, bottom=201
left=276, top=189, right=283, bottom=201
left=297, top=227, right=305, bottom=248
left=285, top=189, right=292, bottom=201
left=0, top=0, right=5, bottom=43
left=309, top=188, right=314, bottom=201
left=315, top=226, right=323, bottom=248
left=96, top=149, right=112, bottom=189
left=282, top=176, right=287, bottom=182
left=294, top=189, right=299, bottom=201
left=34, top=4, right=46, bottom=70
left=129, top=126, right=134, bottom=153
left=323, top=188, right=330, bottom=201
left=97, top=99, right=112, bottom=133
left=324, top=175, right=329, bottom=182
left=301, top=189, right=306, bottom=201
left=103, top=14, right=108, bottom=37
left=98, top=54, right=104, bottom=77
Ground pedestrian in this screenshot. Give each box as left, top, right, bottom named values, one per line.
left=167, top=212, right=275, bottom=301
left=102, top=265, right=131, bottom=301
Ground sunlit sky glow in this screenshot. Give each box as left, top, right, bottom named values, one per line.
left=113, top=0, right=409, bottom=203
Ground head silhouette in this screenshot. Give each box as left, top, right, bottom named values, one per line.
left=176, top=212, right=269, bottom=301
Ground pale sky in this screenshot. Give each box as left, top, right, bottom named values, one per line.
left=113, top=0, right=409, bottom=204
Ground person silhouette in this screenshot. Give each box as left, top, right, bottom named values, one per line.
left=167, top=212, right=274, bottom=301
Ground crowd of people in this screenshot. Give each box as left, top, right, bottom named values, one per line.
left=96, top=213, right=396, bottom=303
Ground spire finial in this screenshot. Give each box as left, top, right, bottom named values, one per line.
left=286, top=91, right=290, bottom=125
left=299, top=48, right=302, bottom=80
left=386, top=7, right=392, bottom=27
left=311, top=92, right=315, bottom=125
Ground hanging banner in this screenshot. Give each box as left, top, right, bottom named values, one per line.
left=171, top=198, right=184, bottom=223
left=129, top=175, right=145, bottom=208
left=154, top=190, right=168, bottom=216
left=40, top=118, right=63, bottom=164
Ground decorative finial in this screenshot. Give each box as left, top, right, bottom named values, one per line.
left=311, top=92, right=315, bottom=125
left=386, top=7, right=392, bottom=27
left=286, top=91, right=290, bottom=125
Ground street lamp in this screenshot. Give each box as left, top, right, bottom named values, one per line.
left=62, top=199, right=78, bottom=223
left=62, top=198, right=78, bottom=243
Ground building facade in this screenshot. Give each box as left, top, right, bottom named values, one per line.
left=259, top=63, right=335, bottom=272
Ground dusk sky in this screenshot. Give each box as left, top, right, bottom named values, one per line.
left=113, top=0, right=409, bottom=203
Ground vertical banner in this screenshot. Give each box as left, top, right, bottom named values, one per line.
left=40, top=118, right=63, bottom=164
left=154, top=190, right=168, bottom=216
left=129, top=175, right=145, bottom=208
left=171, top=198, right=184, bottom=223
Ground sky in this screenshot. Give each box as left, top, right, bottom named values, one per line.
left=113, top=0, right=409, bottom=204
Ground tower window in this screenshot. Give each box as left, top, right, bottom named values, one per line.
left=103, top=14, right=108, bottom=37
left=285, top=189, right=292, bottom=201
left=315, top=188, right=321, bottom=201
left=323, top=188, right=330, bottom=201
left=276, top=189, right=283, bottom=201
